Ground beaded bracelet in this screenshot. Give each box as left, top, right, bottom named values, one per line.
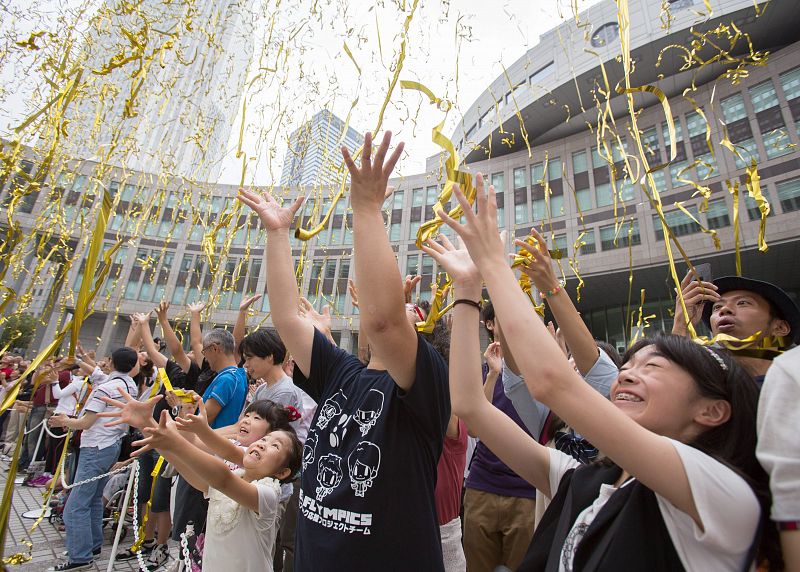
left=540, top=283, right=564, bottom=300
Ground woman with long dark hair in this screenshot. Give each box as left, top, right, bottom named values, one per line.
left=422, top=173, right=778, bottom=571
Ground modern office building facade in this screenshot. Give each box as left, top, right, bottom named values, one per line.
left=2, top=0, right=799, bottom=357
left=57, top=0, right=255, bottom=182
left=280, top=110, right=364, bottom=188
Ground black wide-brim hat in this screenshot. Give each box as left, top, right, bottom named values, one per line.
left=701, top=276, right=800, bottom=344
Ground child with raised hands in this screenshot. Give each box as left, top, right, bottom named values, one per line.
left=173, top=393, right=299, bottom=470
left=100, top=390, right=302, bottom=572
left=421, top=173, right=777, bottom=571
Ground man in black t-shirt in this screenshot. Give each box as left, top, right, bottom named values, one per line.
left=239, top=131, right=450, bottom=571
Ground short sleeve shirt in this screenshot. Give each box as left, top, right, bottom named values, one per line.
left=81, top=373, right=139, bottom=449
left=203, top=366, right=248, bottom=429
left=293, top=328, right=450, bottom=571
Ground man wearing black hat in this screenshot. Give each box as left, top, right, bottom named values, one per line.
left=47, top=347, right=140, bottom=571
left=673, top=273, right=800, bottom=380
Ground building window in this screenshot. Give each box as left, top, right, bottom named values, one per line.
left=572, top=150, right=588, bottom=173
left=408, top=220, right=421, bottom=240
left=600, top=221, right=641, bottom=250
left=552, top=234, right=568, bottom=258
left=578, top=230, right=596, bottom=255
left=653, top=207, right=701, bottom=241
left=591, top=22, right=619, bottom=48
left=389, top=222, right=402, bottom=241
left=513, top=167, right=526, bottom=189
left=412, top=188, right=424, bottom=207
left=706, top=199, right=730, bottom=229
left=596, top=182, right=613, bottom=207
left=744, top=188, right=771, bottom=221
left=776, top=177, right=800, bottom=213
left=392, top=190, right=405, bottom=209
left=779, top=67, right=800, bottom=136
left=492, top=172, right=505, bottom=228
left=721, top=93, right=757, bottom=168
left=749, top=80, right=792, bottom=159
left=529, top=61, right=555, bottom=85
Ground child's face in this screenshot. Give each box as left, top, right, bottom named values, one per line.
left=241, top=431, right=293, bottom=478
left=238, top=411, right=270, bottom=446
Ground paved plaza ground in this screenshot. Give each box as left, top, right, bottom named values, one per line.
left=1, top=456, right=181, bottom=571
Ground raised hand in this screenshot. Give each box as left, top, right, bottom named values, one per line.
left=187, top=301, right=206, bottom=314
left=674, top=270, right=720, bottom=328
left=155, top=301, right=169, bottom=321
left=403, top=275, right=421, bottom=304
left=298, top=297, right=332, bottom=337
left=133, top=410, right=181, bottom=455
left=435, top=173, right=505, bottom=271
left=97, top=388, right=162, bottom=430
left=174, top=399, right=210, bottom=435
left=484, top=341, right=503, bottom=375
left=421, top=234, right=484, bottom=291
left=348, top=279, right=359, bottom=309
left=132, top=312, right=152, bottom=327
left=239, top=293, right=262, bottom=312
left=237, top=187, right=304, bottom=232
left=341, top=131, right=404, bottom=212
left=515, top=227, right=559, bottom=293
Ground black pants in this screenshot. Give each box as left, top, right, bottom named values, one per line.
left=171, top=476, right=208, bottom=542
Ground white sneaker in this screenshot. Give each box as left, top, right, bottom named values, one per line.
left=146, top=544, right=170, bottom=570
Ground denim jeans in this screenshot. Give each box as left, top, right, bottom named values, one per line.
left=63, top=442, right=122, bottom=563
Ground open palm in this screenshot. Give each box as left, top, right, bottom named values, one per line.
left=237, top=188, right=304, bottom=232
left=421, top=234, right=483, bottom=288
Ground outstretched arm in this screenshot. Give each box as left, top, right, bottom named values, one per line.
left=141, top=411, right=262, bottom=511
left=155, top=302, right=191, bottom=373
left=516, top=227, right=598, bottom=376
left=421, top=227, right=553, bottom=493
left=135, top=312, right=168, bottom=369
left=174, top=400, right=247, bottom=467
left=440, top=173, right=713, bottom=528
left=187, top=302, right=206, bottom=368
left=342, top=132, right=417, bottom=390
left=124, top=318, right=141, bottom=349
left=237, top=188, right=313, bottom=377
left=233, top=294, right=262, bottom=354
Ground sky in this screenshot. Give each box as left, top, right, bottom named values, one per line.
left=0, top=0, right=604, bottom=186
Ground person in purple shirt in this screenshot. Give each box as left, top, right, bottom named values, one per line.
left=463, top=301, right=537, bottom=571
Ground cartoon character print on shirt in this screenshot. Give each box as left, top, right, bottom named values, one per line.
left=316, top=453, right=343, bottom=501
left=316, top=389, right=348, bottom=430
left=348, top=441, right=381, bottom=497
left=353, top=389, right=384, bottom=437
left=302, top=432, right=317, bottom=471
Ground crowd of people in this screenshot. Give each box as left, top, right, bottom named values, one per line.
left=1, top=131, right=798, bottom=572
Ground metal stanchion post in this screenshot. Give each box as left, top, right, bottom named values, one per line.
left=106, top=460, right=137, bottom=572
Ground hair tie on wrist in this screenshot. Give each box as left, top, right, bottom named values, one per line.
left=540, top=283, right=564, bottom=300
left=453, top=299, right=482, bottom=310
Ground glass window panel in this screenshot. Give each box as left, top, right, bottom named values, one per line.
left=412, top=188, right=424, bottom=207
left=530, top=163, right=544, bottom=184
left=532, top=199, right=545, bottom=221
left=576, top=188, right=592, bottom=211
left=392, top=190, right=405, bottom=209
left=496, top=206, right=505, bottom=228
left=596, top=182, right=613, bottom=207
left=550, top=194, right=565, bottom=217
left=578, top=230, right=596, bottom=255
left=653, top=206, right=701, bottom=240
left=706, top=199, right=730, bottom=229
left=572, top=150, right=588, bottom=173
left=591, top=146, right=605, bottom=168
left=516, top=203, right=528, bottom=224
left=514, top=167, right=526, bottom=189
left=548, top=159, right=562, bottom=180
left=686, top=110, right=708, bottom=138
left=491, top=172, right=505, bottom=193
left=390, top=222, right=401, bottom=241
left=721, top=93, right=747, bottom=122
left=776, top=178, right=800, bottom=213
left=599, top=221, right=641, bottom=250
left=749, top=80, right=779, bottom=113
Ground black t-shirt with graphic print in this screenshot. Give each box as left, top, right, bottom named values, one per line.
left=292, top=328, right=450, bottom=572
